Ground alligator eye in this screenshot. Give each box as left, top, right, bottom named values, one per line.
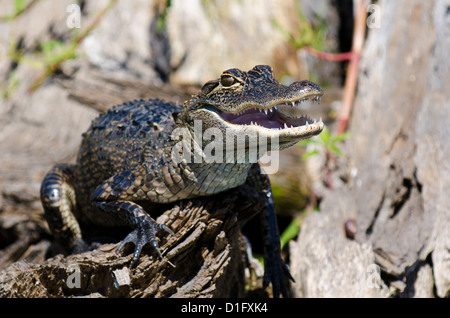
left=220, top=75, right=236, bottom=87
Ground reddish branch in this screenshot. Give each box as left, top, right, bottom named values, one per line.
left=304, top=1, right=368, bottom=134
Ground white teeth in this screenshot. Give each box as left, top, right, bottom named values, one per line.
left=292, top=102, right=295, bottom=107
left=264, top=109, right=268, bottom=115
left=269, top=108, right=273, bottom=113
left=284, top=123, right=288, bottom=129
left=306, top=121, right=309, bottom=126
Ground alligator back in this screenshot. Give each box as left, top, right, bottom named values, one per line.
left=74, top=99, right=181, bottom=215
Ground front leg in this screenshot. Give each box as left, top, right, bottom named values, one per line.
left=91, top=169, right=173, bottom=266
left=259, top=186, right=295, bottom=298
left=246, top=164, right=294, bottom=298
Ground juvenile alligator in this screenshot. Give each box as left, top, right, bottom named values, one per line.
left=40, top=65, right=324, bottom=297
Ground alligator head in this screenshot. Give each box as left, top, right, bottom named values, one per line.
left=178, top=65, right=324, bottom=160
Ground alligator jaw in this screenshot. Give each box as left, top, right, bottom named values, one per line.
left=196, top=93, right=324, bottom=148
left=218, top=94, right=323, bottom=128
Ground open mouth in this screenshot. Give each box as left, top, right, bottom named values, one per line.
left=218, top=95, right=323, bottom=130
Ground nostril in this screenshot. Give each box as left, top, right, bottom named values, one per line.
left=289, top=80, right=324, bottom=95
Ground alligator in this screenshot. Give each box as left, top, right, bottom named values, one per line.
left=40, top=65, right=324, bottom=297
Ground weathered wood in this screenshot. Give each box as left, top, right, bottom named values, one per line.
left=290, top=0, right=449, bottom=297
left=0, top=182, right=265, bottom=297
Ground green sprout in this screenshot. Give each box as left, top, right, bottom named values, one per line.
left=3, top=0, right=117, bottom=93
left=298, top=126, right=351, bottom=190
left=1, top=70, right=19, bottom=99
left=272, top=1, right=327, bottom=51
left=298, top=126, right=351, bottom=160
left=277, top=129, right=351, bottom=249
left=0, top=0, right=37, bottom=21
left=280, top=214, right=303, bottom=251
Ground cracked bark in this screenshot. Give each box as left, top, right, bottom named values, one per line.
left=290, top=0, right=449, bottom=297
left=0, top=183, right=265, bottom=298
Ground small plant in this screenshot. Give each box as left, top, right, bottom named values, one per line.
left=272, top=1, right=327, bottom=51
left=280, top=213, right=303, bottom=250
left=299, top=126, right=351, bottom=159
left=3, top=0, right=117, bottom=94
left=5, top=36, right=80, bottom=93
left=0, top=70, right=19, bottom=99
left=0, top=0, right=39, bottom=21
left=277, top=129, right=350, bottom=249
left=298, top=126, right=351, bottom=189
left=156, top=0, right=172, bottom=32
left=28, top=39, right=79, bottom=92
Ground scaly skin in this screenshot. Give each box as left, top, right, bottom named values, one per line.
left=40, top=65, right=324, bottom=297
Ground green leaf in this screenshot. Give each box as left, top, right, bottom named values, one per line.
left=297, top=138, right=319, bottom=146
left=280, top=216, right=303, bottom=250
left=1, top=70, right=19, bottom=99
left=272, top=2, right=327, bottom=51
left=332, top=132, right=352, bottom=143
left=39, top=40, right=77, bottom=66
left=330, top=144, right=344, bottom=156
left=319, top=127, right=331, bottom=145
left=301, top=149, right=319, bottom=160
left=14, top=0, right=26, bottom=13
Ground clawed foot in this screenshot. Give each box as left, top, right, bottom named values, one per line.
left=263, top=250, right=295, bottom=298
left=117, top=219, right=174, bottom=266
